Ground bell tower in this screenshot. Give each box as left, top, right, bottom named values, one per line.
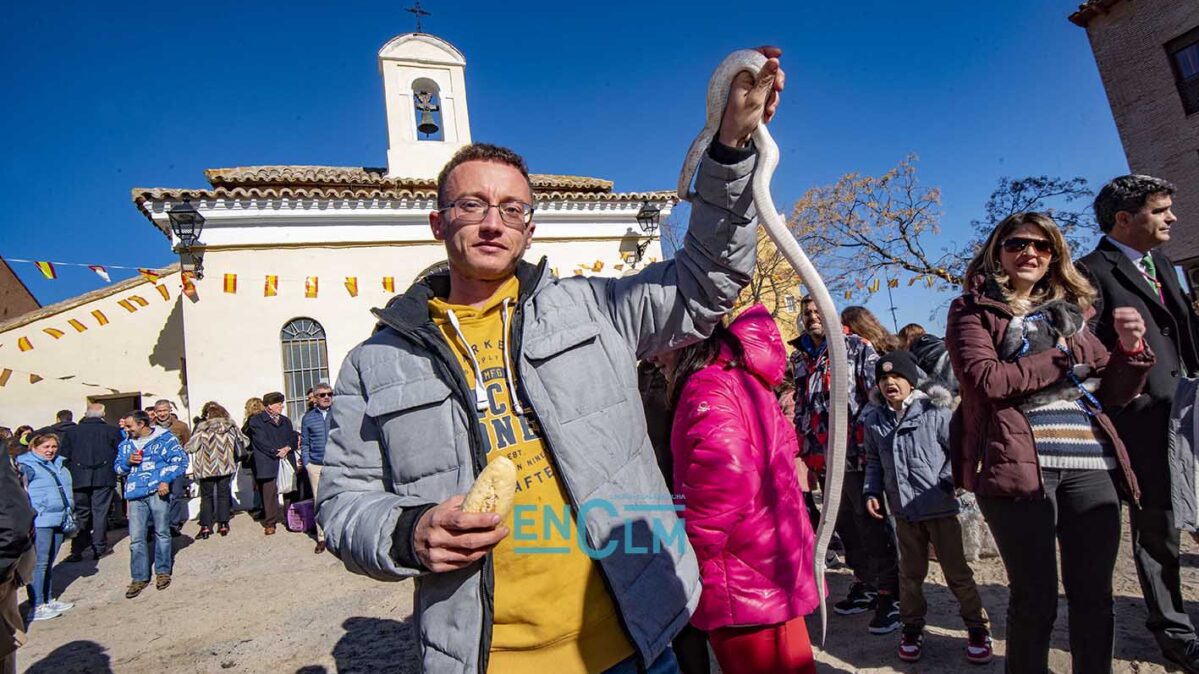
left=378, top=33, right=472, bottom=179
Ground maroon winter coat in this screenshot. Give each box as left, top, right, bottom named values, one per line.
left=945, top=278, right=1154, bottom=501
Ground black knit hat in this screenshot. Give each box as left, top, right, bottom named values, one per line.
left=875, top=350, right=922, bottom=387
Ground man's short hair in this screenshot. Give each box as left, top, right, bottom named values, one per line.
left=1093, top=174, right=1177, bottom=233
left=313, top=382, right=333, bottom=393
left=123, top=410, right=152, bottom=428
left=84, top=402, right=105, bottom=418
left=56, top=410, right=72, bottom=422
left=153, top=399, right=172, bottom=410
left=436, top=143, right=533, bottom=208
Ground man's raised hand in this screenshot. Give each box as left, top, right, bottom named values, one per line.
left=413, top=494, right=510, bottom=573
left=717, top=46, right=784, bottom=148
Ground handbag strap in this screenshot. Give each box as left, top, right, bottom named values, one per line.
left=33, top=461, right=72, bottom=511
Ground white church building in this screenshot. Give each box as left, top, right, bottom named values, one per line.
left=0, top=33, right=670, bottom=430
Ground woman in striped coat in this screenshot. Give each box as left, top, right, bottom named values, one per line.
left=184, top=403, right=247, bottom=539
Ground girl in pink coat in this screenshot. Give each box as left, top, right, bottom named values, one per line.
left=663, top=304, right=819, bottom=674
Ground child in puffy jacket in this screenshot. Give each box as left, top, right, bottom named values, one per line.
left=665, top=304, right=819, bottom=674
left=862, top=350, right=991, bottom=664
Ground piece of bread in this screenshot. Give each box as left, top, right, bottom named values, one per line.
left=461, top=456, right=517, bottom=518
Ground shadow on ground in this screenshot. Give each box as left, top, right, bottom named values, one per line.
left=295, top=615, right=419, bottom=674
left=23, top=640, right=113, bottom=674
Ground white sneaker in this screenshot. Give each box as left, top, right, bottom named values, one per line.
left=27, top=604, right=63, bottom=622
left=46, top=598, right=74, bottom=612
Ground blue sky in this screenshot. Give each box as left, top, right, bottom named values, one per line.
left=0, top=0, right=1128, bottom=332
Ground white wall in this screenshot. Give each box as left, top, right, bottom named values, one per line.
left=0, top=274, right=186, bottom=429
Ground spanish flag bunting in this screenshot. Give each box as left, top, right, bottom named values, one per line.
left=17, top=337, right=32, bottom=352
left=855, top=279, right=865, bottom=290
left=844, top=290, right=853, bottom=300
left=908, top=276, right=919, bottom=286
left=592, top=260, right=604, bottom=272
left=223, top=274, right=237, bottom=294
left=138, top=268, right=162, bottom=283
left=574, top=269, right=584, bottom=276
left=344, top=277, right=358, bottom=298
left=68, top=318, right=87, bottom=333
left=42, top=328, right=64, bottom=339
left=382, top=276, right=395, bottom=293
left=130, top=295, right=149, bottom=307
left=29, top=374, right=42, bottom=384
left=117, top=299, right=137, bottom=313
left=888, top=279, right=899, bottom=288
left=869, top=279, right=880, bottom=293
left=305, top=277, right=319, bottom=299
left=155, top=285, right=170, bottom=301
left=264, top=275, right=278, bottom=297
left=91, top=310, right=109, bottom=326
left=34, top=261, right=56, bottom=279
left=649, top=257, right=658, bottom=263
left=181, top=273, right=198, bottom=300
left=0, top=369, right=10, bottom=387
left=89, top=265, right=111, bottom=283
left=926, top=275, right=935, bottom=288
left=614, top=264, right=624, bottom=271
left=551, top=267, right=559, bottom=278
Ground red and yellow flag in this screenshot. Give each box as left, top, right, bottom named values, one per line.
left=844, top=290, right=853, bottom=300
left=117, top=299, right=137, bottom=313
left=34, top=261, right=56, bottom=279
left=138, top=268, right=161, bottom=283
left=29, top=374, right=42, bottom=384
left=181, top=273, right=198, bottom=300
left=0, top=369, right=11, bottom=387
left=17, top=337, right=32, bottom=352
left=908, top=276, right=919, bottom=286
left=382, top=276, right=395, bottom=293
left=223, top=274, right=237, bottom=294
left=264, top=275, right=278, bottom=297
left=155, top=285, right=170, bottom=301
left=888, top=278, right=899, bottom=288
left=868, top=279, right=880, bottom=293
left=344, top=277, right=358, bottom=298
left=305, top=276, right=319, bottom=299
left=592, top=260, right=604, bottom=272
left=42, top=328, right=64, bottom=339
left=68, top=318, right=87, bottom=333
left=926, top=276, right=935, bottom=288
left=91, top=310, right=109, bottom=326
left=130, top=295, right=149, bottom=307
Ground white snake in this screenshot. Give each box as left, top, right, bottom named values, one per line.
left=677, top=49, right=849, bottom=646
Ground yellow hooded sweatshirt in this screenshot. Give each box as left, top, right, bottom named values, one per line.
left=429, top=276, right=633, bottom=673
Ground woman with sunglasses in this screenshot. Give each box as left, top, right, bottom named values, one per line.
left=946, top=212, right=1151, bottom=673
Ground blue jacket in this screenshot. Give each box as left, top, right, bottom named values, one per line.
left=300, top=407, right=330, bottom=466
left=16, top=453, right=74, bottom=529
left=862, top=385, right=960, bottom=522
left=114, top=426, right=188, bottom=501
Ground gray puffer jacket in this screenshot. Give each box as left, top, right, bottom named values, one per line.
left=862, top=384, right=959, bottom=522
left=318, top=148, right=759, bottom=674
left=1169, top=376, right=1199, bottom=531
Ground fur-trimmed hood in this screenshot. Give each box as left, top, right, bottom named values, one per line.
left=868, top=381, right=952, bottom=411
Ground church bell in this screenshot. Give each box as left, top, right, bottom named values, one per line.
left=417, top=110, right=439, bottom=136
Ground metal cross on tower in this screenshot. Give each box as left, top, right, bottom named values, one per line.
left=406, top=1, right=430, bottom=33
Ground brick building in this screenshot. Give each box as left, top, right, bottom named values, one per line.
left=1071, top=0, right=1199, bottom=291
left=0, top=257, right=39, bottom=322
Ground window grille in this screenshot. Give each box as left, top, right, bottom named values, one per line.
left=280, top=318, right=330, bottom=421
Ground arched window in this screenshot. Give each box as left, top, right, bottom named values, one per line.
left=411, top=77, right=444, bottom=141
left=280, top=318, right=330, bottom=421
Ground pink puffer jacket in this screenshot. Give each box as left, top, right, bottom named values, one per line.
left=671, top=304, right=819, bottom=631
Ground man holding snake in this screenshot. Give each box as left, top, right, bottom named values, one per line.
left=318, top=48, right=784, bottom=673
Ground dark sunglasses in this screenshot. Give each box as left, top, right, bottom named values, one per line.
left=315, top=392, right=333, bottom=398
left=1001, top=237, right=1054, bottom=256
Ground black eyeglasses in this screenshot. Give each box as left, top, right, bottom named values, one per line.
left=316, top=392, right=333, bottom=399
left=438, top=197, right=534, bottom=229
left=1001, top=237, right=1054, bottom=256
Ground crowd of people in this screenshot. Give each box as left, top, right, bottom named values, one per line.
left=0, top=386, right=336, bottom=672
left=1, top=46, right=1198, bottom=674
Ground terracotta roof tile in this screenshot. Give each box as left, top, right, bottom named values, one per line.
left=204, top=165, right=615, bottom=192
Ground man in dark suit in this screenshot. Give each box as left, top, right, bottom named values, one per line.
left=59, top=402, right=124, bottom=562
left=1079, top=174, right=1199, bottom=673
